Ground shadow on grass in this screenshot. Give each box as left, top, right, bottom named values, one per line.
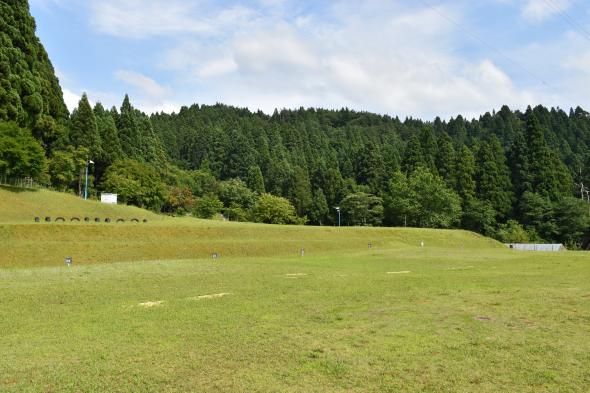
left=0, top=185, right=40, bottom=193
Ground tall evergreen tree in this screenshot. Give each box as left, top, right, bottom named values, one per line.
left=508, top=129, right=530, bottom=200
left=0, top=0, right=69, bottom=149
left=454, top=144, right=476, bottom=203
left=93, top=102, right=122, bottom=183
left=246, top=165, right=265, bottom=194
left=354, top=142, right=385, bottom=193
left=436, top=132, right=455, bottom=188
left=420, top=126, right=438, bottom=174
left=525, top=111, right=561, bottom=199
left=289, top=166, right=313, bottom=217
left=475, top=136, right=514, bottom=218
left=117, top=95, right=140, bottom=159
left=69, top=93, right=101, bottom=159
left=402, top=134, right=424, bottom=174
left=310, top=188, right=329, bottom=225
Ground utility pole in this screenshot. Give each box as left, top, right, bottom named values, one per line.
left=84, top=160, right=94, bottom=200
left=575, top=180, right=590, bottom=216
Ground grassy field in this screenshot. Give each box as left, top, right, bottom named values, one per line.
left=1, top=186, right=589, bottom=392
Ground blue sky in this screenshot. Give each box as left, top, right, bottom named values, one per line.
left=29, top=0, right=590, bottom=120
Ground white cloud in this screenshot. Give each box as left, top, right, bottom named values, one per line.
left=113, top=70, right=181, bottom=114
left=62, top=88, right=81, bottom=112
left=87, top=0, right=257, bottom=39
left=58, top=0, right=584, bottom=118
left=114, top=70, right=169, bottom=98
left=153, top=2, right=541, bottom=119
left=522, top=0, right=572, bottom=22
left=196, top=57, right=239, bottom=79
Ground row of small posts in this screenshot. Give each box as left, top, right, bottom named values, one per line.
left=36, top=217, right=148, bottom=223
left=64, top=243, right=376, bottom=266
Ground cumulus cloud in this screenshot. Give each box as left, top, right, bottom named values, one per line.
left=112, top=70, right=181, bottom=114
left=87, top=0, right=256, bottom=39
left=62, top=88, right=81, bottom=112
left=114, top=70, right=169, bottom=98
left=152, top=1, right=540, bottom=118
left=44, top=0, right=588, bottom=118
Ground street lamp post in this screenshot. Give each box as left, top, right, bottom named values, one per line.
left=335, top=207, right=341, bottom=227
left=84, top=160, right=94, bottom=200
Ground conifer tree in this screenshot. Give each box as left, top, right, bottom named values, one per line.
left=354, top=142, right=385, bottom=193
left=447, top=116, right=468, bottom=145
left=475, top=136, right=514, bottom=218
left=223, top=128, right=255, bottom=179
left=508, top=129, right=530, bottom=199
left=0, top=0, right=69, bottom=149
left=454, top=144, right=476, bottom=203
left=310, top=188, right=329, bottom=225
left=246, top=165, right=265, bottom=194
left=436, top=132, right=455, bottom=188
left=117, top=95, right=140, bottom=159
left=420, top=127, right=438, bottom=174
left=69, top=93, right=101, bottom=159
left=289, top=166, right=313, bottom=217
left=525, top=111, right=562, bottom=200
left=94, top=103, right=123, bottom=166
left=402, top=134, right=424, bottom=174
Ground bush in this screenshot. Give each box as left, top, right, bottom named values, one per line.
left=250, top=193, right=305, bottom=225
left=194, top=194, right=223, bottom=219
left=101, top=159, right=167, bottom=211
left=0, top=121, right=46, bottom=180
left=496, top=220, right=530, bottom=243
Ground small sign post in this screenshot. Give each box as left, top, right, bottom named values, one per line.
left=65, top=256, right=72, bottom=267
left=368, top=242, right=372, bottom=249
left=300, top=248, right=305, bottom=257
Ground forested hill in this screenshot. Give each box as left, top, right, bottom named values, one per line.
left=2, top=0, right=590, bottom=246
left=150, top=103, right=590, bottom=245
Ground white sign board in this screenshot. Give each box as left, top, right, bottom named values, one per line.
left=101, top=193, right=118, bottom=204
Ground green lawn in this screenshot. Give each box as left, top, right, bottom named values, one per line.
left=1, top=187, right=589, bottom=392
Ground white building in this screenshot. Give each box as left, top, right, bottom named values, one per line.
left=100, top=193, right=118, bottom=205
left=506, top=243, right=565, bottom=252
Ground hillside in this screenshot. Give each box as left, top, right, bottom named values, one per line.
left=1, top=187, right=588, bottom=392
left=0, top=186, right=502, bottom=268
left=1, top=1, right=589, bottom=246
left=0, top=185, right=161, bottom=224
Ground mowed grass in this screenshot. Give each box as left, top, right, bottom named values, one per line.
left=1, top=187, right=590, bottom=392
left=0, top=186, right=498, bottom=268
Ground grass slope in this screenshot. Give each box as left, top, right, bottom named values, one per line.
left=0, top=186, right=161, bottom=224
left=0, top=186, right=499, bottom=268
left=1, top=187, right=589, bottom=392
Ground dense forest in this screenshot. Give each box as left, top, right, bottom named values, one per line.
left=2, top=0, right=590, bottom=247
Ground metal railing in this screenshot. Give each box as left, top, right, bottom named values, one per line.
left=0, top=174, right=40, bottom=189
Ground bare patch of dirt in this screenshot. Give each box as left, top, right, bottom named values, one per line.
left=475, top=316, right=492, bottom=321
left=190, top=293, right=232, bottom=300
left=138, top=301, right=163, bottom=308
left=387, top=271, right=411, bottom=274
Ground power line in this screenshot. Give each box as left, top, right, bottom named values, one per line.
left=543, top=0, right=590, bottom=44
left=418, top=0, right=556, bottom=91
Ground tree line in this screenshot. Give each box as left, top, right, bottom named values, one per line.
left=2, top=0, right=590, bottom=246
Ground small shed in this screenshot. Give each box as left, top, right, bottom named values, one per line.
left=100, top=193, right=118, bottom=205
left=506, top=243, right=565, bottom=252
